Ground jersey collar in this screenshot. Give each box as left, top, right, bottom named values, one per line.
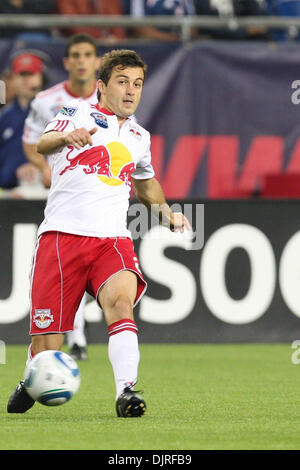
left=95, top=103, right=115, bottom=115
left=95, top=103, right=132, bottom=124
left=64, top=81, right=97, bottom=99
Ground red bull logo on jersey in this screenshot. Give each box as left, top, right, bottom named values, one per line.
left=59, top=141, right=135, bottom=187
left=98, top=142, right=135, bottom=187
left=130, top=127, right=142, bottom=140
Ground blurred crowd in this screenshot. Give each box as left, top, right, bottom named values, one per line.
left=0, top=0, right=300, bottom=200
left=0, top=1, right=300, bottom=42
left=0, top=51, right=50, bottom=199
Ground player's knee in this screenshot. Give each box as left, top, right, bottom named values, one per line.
left=111, top=295, right=133, bottom=320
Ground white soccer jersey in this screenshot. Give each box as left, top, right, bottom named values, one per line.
left=23, top=81, right=98, bottom=145
left=37, top=100, right=155, bottom=238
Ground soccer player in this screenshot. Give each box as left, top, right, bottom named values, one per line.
left=7, top=49, right=190, bottom=417
left=23, top=33, right=101, bottom=361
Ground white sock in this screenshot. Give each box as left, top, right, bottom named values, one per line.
left=26, top=344, right=34, bottom=367
left=24, top=344, right=35, bottom=378
left=108, top=319, right=140, bottom=399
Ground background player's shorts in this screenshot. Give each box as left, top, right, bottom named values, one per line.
left=29, top=232, right=147, bottom=335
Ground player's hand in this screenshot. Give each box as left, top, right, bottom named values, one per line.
left=169, top=212, right=192, bottom=233
left=16, top=163, right=38, bottom=184
left=64, top=127, right=97, bottom=150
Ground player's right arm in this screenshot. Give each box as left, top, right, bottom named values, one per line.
left=37, top=127, right=98, bottom=155
left=23, top=143, right=52, bottom=187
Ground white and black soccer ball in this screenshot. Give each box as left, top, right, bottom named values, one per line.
left=24, top=350, right=80, bottom=406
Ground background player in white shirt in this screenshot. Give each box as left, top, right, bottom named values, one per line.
left=22, top=34, right=101, bottom=361
left=8, top=49, right=191, bottom=418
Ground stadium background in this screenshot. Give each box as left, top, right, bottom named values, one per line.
left=2, top=5, right=300, bottom=346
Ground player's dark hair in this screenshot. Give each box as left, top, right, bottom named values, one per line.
left=96, top=49, right=147, bottom=101
left=64, top=33, right=98, bottom=58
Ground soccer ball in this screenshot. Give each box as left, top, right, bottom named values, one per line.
left=24, top=350, right=80, bottom=406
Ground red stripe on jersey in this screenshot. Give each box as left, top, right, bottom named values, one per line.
left=52, top=120, right=69, bottom=132
left=60, top=120, right=69, bottom=132
left=53, top=120, right=61, bottom=131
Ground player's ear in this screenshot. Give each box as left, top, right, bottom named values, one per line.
left=97, top=79, right=106, bottom=95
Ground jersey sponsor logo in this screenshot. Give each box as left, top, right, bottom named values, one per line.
left=59, top=141, right=135, bottom=187
left=33, top=309, right=54, bottom=329
left=60, top=106, right=78, bottom=117
left=99, top=142, right=135, bottom=187
left=60, top=144, right=112, bottom=177
left=90, top=112, right=108, bottom=128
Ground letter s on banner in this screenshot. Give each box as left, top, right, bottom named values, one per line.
left=139, top=225, right=197, bottom=324
left=200, top=224, right=276, bottom=324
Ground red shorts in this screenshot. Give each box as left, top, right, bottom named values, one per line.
left=29, top=232, right=147, bottom=335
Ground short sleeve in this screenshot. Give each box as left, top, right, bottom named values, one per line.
left=23, top=97, right=50, bottom=144
left=132, top=132, right=155, bottom=180
left=43, top=100, right=83, bottom=135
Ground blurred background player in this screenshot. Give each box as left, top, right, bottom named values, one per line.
left=0, top=52, right=46, bottom=198
left=22, top=33, right=101, bottom=360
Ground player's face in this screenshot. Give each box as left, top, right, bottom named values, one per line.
left=64, top=43, right=100, bottom=84
left=98, top=66, right=144, bottom=118
left=13, top=72, right=43, bottom=100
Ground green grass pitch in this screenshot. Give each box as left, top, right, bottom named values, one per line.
left=1, top=343, right=300, bottom=450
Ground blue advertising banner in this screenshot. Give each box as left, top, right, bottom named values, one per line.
left=136, top=42, right=300, bottom=199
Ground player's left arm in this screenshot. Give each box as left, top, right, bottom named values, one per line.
left=132, top=177, right=191, bottom=233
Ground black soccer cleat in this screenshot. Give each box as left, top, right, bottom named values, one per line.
left=7, top=381, right=35, bottom=413
left=69, top=344, right=88, bottom=361
left=116, top=387, right=146, bottom=418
